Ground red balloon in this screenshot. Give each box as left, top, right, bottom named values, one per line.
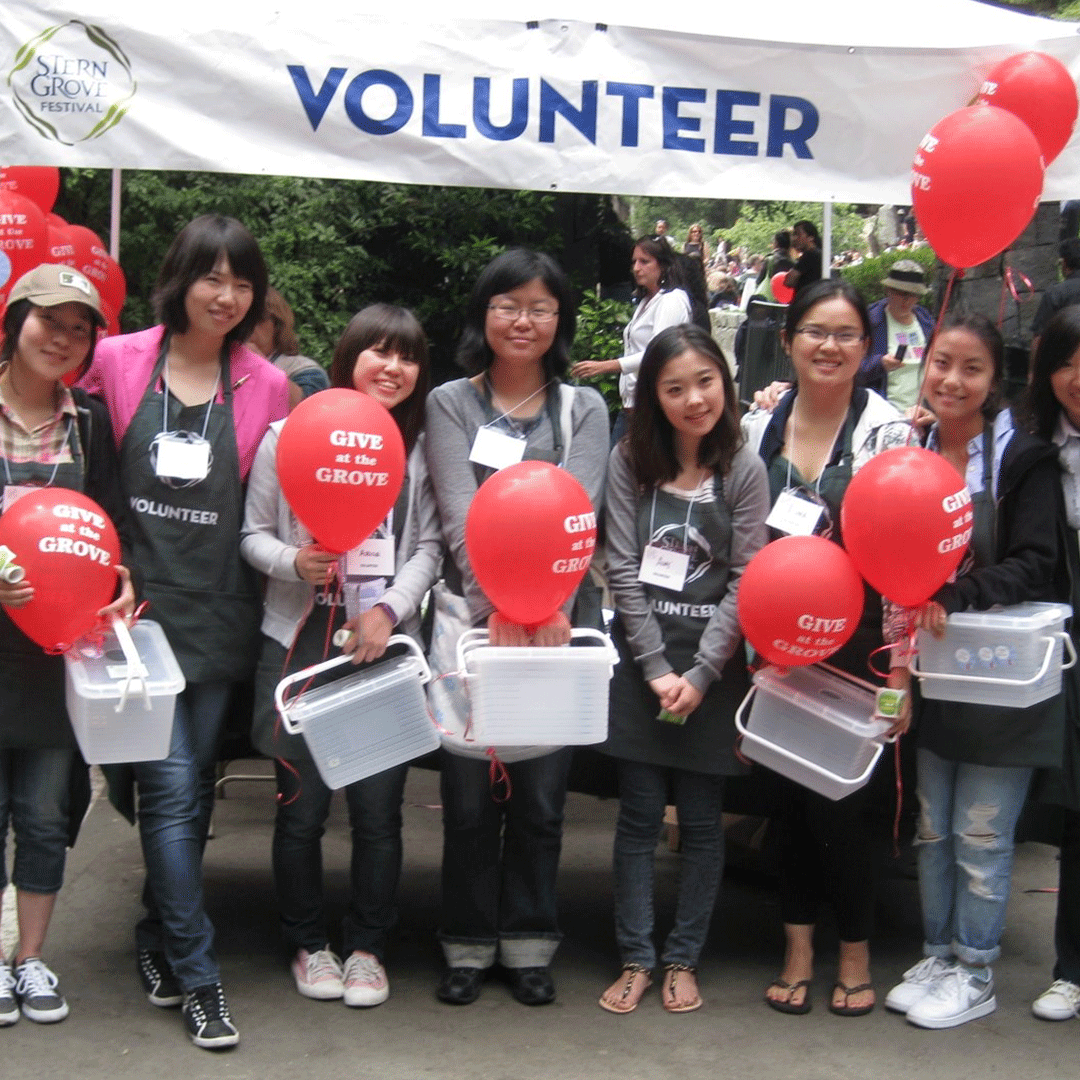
left=0, top=167, right=60, bottom=214
left=911, top=105, right=1044, bottom=268
left=771, top=272, right=794, bottom=305
left=0, top=190, right=47, bottom=303
left=78, top=241, right=126, bottom=316
left=276, top=388, right=405, bottom=555
left=840, top=447, right=971, bottom=608
left=465, top=460, right=596, bottom=627
left=738, top=536, right=864, bottom=667
left=0, top=488, right=121, bottom=651
left=64, top=224, right=106, bottom=275
left=45, top=214, right=77, bottom=267
left=977, top=52, right=1078, bottom=166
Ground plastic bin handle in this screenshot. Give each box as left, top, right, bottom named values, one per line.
left=456, top=626, right=619, bottom=678
left=909, top=632, right=1067, bottom=688
left=734, top=685, right=885, bottom=790
left=274, top=634, right=431, bottom=736
left=112, top=617, right=152, bottom=713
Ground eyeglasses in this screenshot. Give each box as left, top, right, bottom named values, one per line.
left=487, top=303, right=559, bottom=325
left=37, top=308, right=93, bottom=344
left=794, top=327, right=865, bottom=347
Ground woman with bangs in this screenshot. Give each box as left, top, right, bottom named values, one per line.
left=82, top=214, right=290, bottom=1049
left=0, top=266, right=135, bottom=1027
left=241, top=303, right=440, bottom=1010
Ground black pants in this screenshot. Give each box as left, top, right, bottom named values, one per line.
left=1055, top=807, right=1080, bottom=985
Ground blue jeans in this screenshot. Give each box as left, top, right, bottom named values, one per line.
left=438, top=747, right=573, bottom=969
left=273, top=756, right=408, bottom=961
left=132, top=681, right=231, bottom=992
left=0, top=747, right=75, bottom=894
left=613, top=760, right=725, bottom=969
left=915, top=747, right=1033, bottom=966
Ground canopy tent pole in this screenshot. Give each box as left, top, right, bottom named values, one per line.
left=109, top=169, right=122, bottom=260
left=823, top=200, right=833, bottom=278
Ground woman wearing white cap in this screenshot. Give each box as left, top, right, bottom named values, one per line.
left=0, top=265, right=134, bottom=1027
left=858, top=260, right=936, bottom=410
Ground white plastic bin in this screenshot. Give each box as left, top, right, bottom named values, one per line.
left=65, top=619, right=184, bottom=764
left=275, top=635, right=436, bottom=790
left=456, top=628, right=618, bottom=746
left=734, top=663, right=890, bottom=801
left=912, top=602, right=1076, bottom=708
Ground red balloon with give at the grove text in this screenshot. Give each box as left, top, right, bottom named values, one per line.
left=466, top=460, right=597, bottom=628
left=276, top=388, right=405, bottom=555
left=0, top=488, right=121, bottom=651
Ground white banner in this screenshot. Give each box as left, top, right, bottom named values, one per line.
left=2, top=2, right=1079, bottom=203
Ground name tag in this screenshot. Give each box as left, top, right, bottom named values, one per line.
left=638, top=544, right=690, bottom=590
left=155, top=433, right=211, bottom=481
left=469, top=426, right=526, bottom=471
left=766, top=489, right=824, bottom=537
left=345, top=536, right=395, bottom=577
left=2, top=484, right=37, bottom=513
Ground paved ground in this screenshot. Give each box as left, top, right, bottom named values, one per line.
left=2, top=763, right=1075, bottom=1079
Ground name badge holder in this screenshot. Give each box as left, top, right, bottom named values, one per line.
left=637, top=479, right=701, bottom=592
left=766, top=488, right=826, bottom=537
left=152, top=362, right=217, bottom=487
left=469, top=424, right=526, bottom=472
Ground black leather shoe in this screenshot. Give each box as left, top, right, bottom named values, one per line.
left=507, top=966, right=556, bottom=1006
left=437, top=967, right=485, bottom=1005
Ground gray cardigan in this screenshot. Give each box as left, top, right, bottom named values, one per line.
left=240, top=419, right=443, bottom=646
left=424, top=377, right=609, bottom=624
left=604, top=441, right=770, bottom=695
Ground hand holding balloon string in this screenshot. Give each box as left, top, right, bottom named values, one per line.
left=97, top=564, right=136, bottom=624
left=487, top=609, right=571, bottom=647
left=294, top=543, right=339, bottom=586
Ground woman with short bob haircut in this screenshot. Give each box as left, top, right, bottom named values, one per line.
left=81, top=214, right=289, bottom=1050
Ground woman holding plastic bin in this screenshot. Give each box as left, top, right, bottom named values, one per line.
left=241, top=304, right=440, bottom=1008
left=81, top=216, right=289, bottom=1049
left=741, top=279, right=911, bottom=1017
left=424, top=249, right=608, bottom=1006
left=883, top=313, right=1062, bottom=1029
left=598, top=325, right=769, bottom=1014
left=1020, top=307, right=1080, bottom=1025
left=0, top=265, right=135, bottom=1027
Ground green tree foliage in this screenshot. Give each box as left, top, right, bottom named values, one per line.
left=838, top=246, right=938, bottom=305
left=720, top=201, right=869, bottom=256
left=54, top=170, right=630, bottom=382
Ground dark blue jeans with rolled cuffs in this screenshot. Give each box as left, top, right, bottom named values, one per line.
left=438, top=747, right=573, bottom=970
left=272, top=755, right=408, bottom=960
left=0, top=747, right=75, bottom=894
left=613, top=759, right=725, bottom=970
left=132, top=681, right=230, bottom=993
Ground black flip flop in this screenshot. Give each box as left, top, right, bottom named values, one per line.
left=765, top=978, right=812, bottom=1014
left=828, top=981, right=875, bottom=1017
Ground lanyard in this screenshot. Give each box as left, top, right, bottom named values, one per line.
left=648, top=472, right=707, bottom=549
left=783, top=401, right=852, bottom=496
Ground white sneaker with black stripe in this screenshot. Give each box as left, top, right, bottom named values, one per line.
left=182, top=982, right=239, bottom=1049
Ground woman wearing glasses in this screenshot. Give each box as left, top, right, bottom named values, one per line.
left=741, top=280, right=910, bottom=1018
left=571, top=237, right=693, bottom=441
left=424, top=249, right=608, bottom=1007
left=82, top=215, right=289, bottom=1049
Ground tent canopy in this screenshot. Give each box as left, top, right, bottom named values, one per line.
left=2, top=1, right=1078, bottom=203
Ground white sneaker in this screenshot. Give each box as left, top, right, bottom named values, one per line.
left=906, top=966, right=996, bottom=1029
left=885, top=956, right=954, bottom=1013
left=292, top=948, right=344, bottom=1000
left=0, top=959, right=18, bottom=1026
left=14, top=957, right=69, bottom=1023
left=342, top=951, right=389, bottom=1007
left=1032, top=978, right=1080, bottom=1021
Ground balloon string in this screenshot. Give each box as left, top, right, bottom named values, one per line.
left=892, top=737, right=904, bottom=860
left=906, top=266, right=963, bottom=448
left=998, top=263, right=1034, bottom=327
left=486, top=748, right=512, bottom=803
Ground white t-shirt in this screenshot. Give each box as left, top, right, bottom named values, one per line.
left=885, top=310, right=927, bottom=410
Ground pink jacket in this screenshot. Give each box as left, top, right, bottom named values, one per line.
left=81, top=326, right=290, bottom=480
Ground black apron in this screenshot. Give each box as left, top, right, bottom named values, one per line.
left=919, top=424, right=1066, bottom=769
left=118, top=336, right=261, bottom=683
left=0, top=412, right=86, bottom=749
left=604, top=474, right=749, bottom=776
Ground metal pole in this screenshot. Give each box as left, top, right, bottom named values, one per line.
left=109, top=168, right=122, bottom=260
left=823, top=200, right=833, bottom=278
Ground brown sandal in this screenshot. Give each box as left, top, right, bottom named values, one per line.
left=662, top=963, right=702, bottom=1014
left=599, top=964, right=653, bottom=1014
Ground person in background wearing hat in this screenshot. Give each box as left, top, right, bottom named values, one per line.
left=858, top=260, right=936, bottom=409
left=0, top=265, right=135, bottom=1027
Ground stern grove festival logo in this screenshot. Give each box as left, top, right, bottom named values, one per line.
left=8, top=21, right=135, bottom=145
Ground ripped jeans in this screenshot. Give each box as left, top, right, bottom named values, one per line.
left=914, top=747, right=1032, bottom=966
